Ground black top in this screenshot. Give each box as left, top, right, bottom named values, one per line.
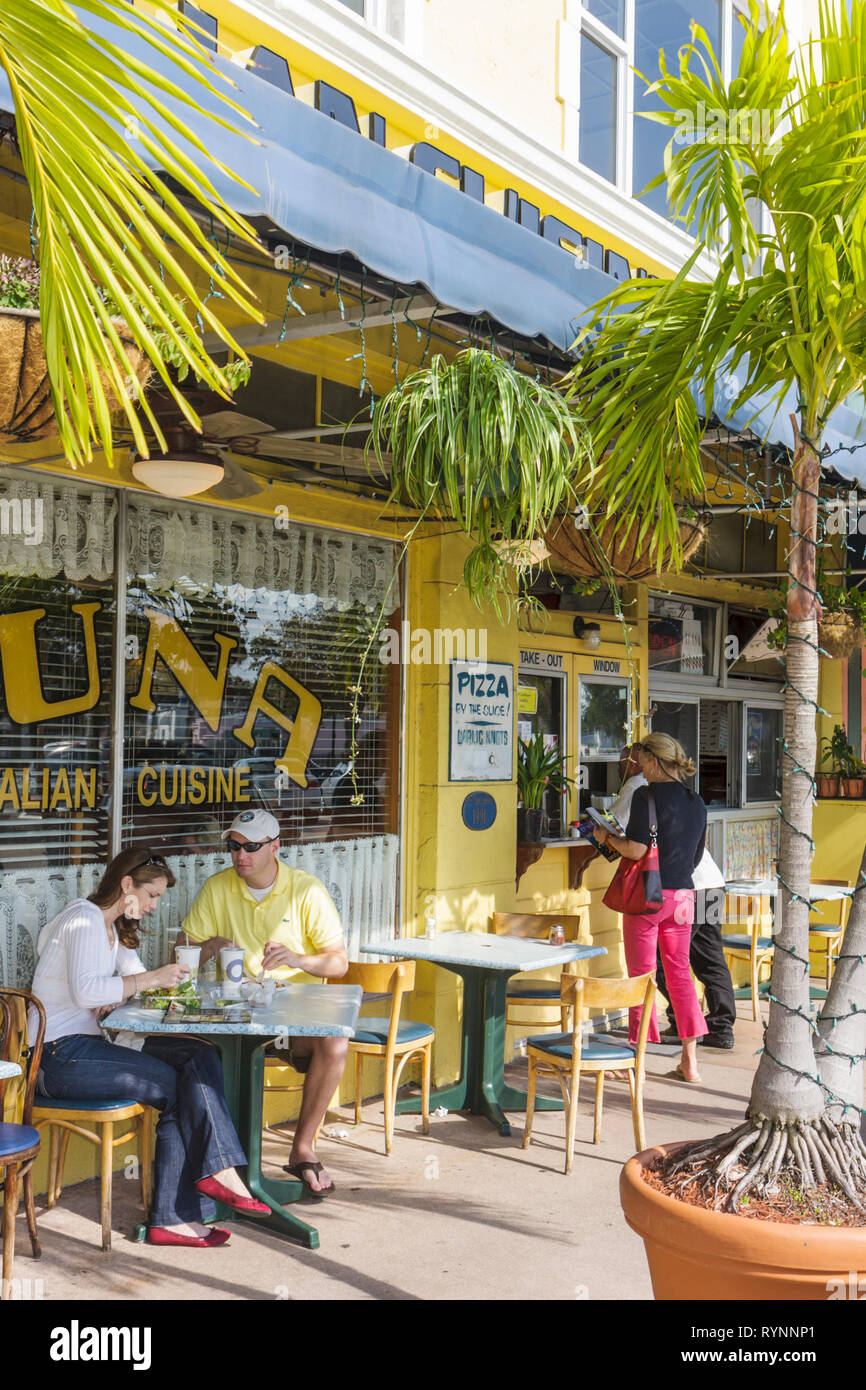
left=626, top=781, right=707, bottom=890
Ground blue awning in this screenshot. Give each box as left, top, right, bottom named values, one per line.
left=0, top=13, right=612, bottom=353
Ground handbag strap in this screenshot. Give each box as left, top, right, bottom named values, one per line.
left=647, top=787, right=658, bottom=846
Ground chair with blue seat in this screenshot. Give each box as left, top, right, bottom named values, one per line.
left=522, top=972, right=656, bottom=1173
left=807, top=878, right=851, bottom=989
left=31, top=1021, right=153, bottom=1251
left=491, top=912, right=590, bottom=1034
left=1, top=987, right=45, bottom=1300
left=721, top=891, right=774, bottom=1020
left=338, top=960, right=434, bottom=1155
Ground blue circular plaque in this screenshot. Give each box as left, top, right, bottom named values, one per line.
left=462, top=791, right=497, bottom=831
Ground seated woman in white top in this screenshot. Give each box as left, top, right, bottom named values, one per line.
left=32, top=846, right=271, bottom=1247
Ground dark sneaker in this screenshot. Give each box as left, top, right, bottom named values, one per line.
left=659, top=1027, right=681, bottom=1043
left=699, top=1033, right=735, bottom=1050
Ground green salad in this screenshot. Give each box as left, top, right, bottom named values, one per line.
left=140, top=978, right=200, bottom=1010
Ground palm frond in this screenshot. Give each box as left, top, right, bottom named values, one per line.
left=0, top=0, right=265, bottom=464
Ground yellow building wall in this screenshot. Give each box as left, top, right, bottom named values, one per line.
left=422, top=0, right=564, bottom=150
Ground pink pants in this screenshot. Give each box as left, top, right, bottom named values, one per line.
left=623, top=889, right=708, bottom=1046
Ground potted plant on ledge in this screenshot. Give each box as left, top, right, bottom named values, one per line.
left=820, top=726, right=865, bottom=800
left=516, top=732, right=573, bottom=844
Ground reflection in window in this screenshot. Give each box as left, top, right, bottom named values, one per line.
left=584, top=0, right=625, bottom=37
left=580, top=33, right=618, bottom=184
left=122, top=503, right=401, bottom=857
left=745, top=707, right=782, bottom=802
left=633, top=0, right=722, bottom=218
left=517, top=673, right=566, bottom=837
left=579, top=680, right=629, bottom=760
left=648, top=597, right=718, bottom=676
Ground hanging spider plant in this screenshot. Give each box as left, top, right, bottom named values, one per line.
left=368, top=349, right=593, bottom=617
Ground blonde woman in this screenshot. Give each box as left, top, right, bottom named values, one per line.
left=593, top=733, right=708, bottom=1084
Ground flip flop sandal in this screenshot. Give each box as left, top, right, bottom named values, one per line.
left=665, top=1063, right=702, bottom=1085
left=283, top=1161, right=336, bottom=1197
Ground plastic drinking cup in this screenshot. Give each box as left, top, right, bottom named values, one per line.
left=175, top=945, right=201, bottom=982
left=219, top=946, right=246, bottom=999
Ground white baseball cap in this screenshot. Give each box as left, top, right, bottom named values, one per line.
left=221, top=809, right=281, bottom=843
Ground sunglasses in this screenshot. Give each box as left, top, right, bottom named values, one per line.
left=136, top=853, right=168, bottom=869
left=225, top=836, right=276, bottom=854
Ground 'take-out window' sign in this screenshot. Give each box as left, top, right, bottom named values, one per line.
left=449, top=661, right=514, bottom=782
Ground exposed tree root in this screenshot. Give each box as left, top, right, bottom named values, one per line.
left=658, top=1115, right=866, bottom=1215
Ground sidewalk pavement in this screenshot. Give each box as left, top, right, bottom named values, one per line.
left=7, top=1007, right=766, bottom=1302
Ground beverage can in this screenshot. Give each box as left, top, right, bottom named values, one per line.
left=549, top=924, right=565, bottom=947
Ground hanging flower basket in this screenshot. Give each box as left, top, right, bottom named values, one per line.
left=541, top=509, right=709, bottom=581
left=0, top=307, right=151, bottom=446
left=818, top=611, right=863, bottom=660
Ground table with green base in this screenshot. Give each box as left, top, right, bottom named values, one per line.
left=102, top=984, right=362, bottom=1250
left=361, top=933, right=606, bottom=1137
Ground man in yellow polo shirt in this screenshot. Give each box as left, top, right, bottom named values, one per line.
left=181, top=810, right=349, bottom=1196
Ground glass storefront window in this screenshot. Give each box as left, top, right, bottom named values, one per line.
left=649, top=596, right=719, bottom=677
left=122, top=498, right=401, bottom=857
left=579, top=678, right=629, bottom=760
left=517, top=671, right=566, bottom=837
left=744, top=706, right=782, bottom=803
left=0, top=474, right=115, bottom=872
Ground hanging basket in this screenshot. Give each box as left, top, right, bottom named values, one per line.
left=818, top=611, right=863, bottom=660
left=0, top=307, right=151, bottom=446
left=541, top=509, right=709, bottom=581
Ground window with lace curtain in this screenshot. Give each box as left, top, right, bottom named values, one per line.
left=122, top=494, right=403, bottom=859
left=0, top=472, right=115, bottom=872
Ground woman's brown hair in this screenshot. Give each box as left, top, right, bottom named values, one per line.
left=88, top=848, right=176, bottom=950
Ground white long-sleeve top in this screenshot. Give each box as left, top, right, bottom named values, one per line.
left=30, top=899, right=146, bottom=1043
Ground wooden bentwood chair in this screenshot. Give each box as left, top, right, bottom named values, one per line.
left=32, top=1019, right=154, bottom=1250
left=721, top=892, right=775, bottom=1021
left=523, top=972, right=656, bottom=1173
left=339, top=960, right=434, bottom=1155
left=807, top=879, right=852, bottom=989
left=491, top=912, right=590, bottom=1034
left=0, top=988, right=44, bottom=1300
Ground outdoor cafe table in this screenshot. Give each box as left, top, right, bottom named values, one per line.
left=102, top=983, right=362, bottom=1250
left=0, top=1062, right=21, bottom=1079
left=360, top=932, right=606, bottom=1137
left=725, top=878, right=851, bottom=932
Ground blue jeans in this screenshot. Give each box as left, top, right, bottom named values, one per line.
left=38, top=1034, right=247, bottom=1227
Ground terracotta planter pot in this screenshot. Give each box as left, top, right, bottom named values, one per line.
left=816, top=775, right=839, bottom=798
left=0, top=307, right=150, bottom=445
left=819, top=612, right=863, bottom=660
left=841, top=778, right=865, bottom=799
left=620, top=1143, right=866, bottom=1300
left=542, top=510, right=708, bottom=581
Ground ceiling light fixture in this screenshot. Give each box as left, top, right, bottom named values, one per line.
left=131, top=428, right=225, bottom=498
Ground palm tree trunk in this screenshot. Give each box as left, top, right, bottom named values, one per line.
left=660, top=425, right=866, bottom=1209
left=747, top=420, right=825, bottom=1126
left=816, top=843, right=866, bottom=1122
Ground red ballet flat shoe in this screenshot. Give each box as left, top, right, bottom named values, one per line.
left=147, top=1226, right=231, bottom=1247
left=195, top=1176, right=271, bottom=1215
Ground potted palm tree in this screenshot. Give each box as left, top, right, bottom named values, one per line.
left=569, top=0, right=866, bottom=1297
left=516, top=731, right=573, bottom=843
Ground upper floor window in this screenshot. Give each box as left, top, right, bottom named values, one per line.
left=568, top=0, right=750, bottom=223
left=332, top=0, right=419, bottom=47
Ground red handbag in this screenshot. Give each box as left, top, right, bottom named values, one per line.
left=602, top=788, right=664, bottom=915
